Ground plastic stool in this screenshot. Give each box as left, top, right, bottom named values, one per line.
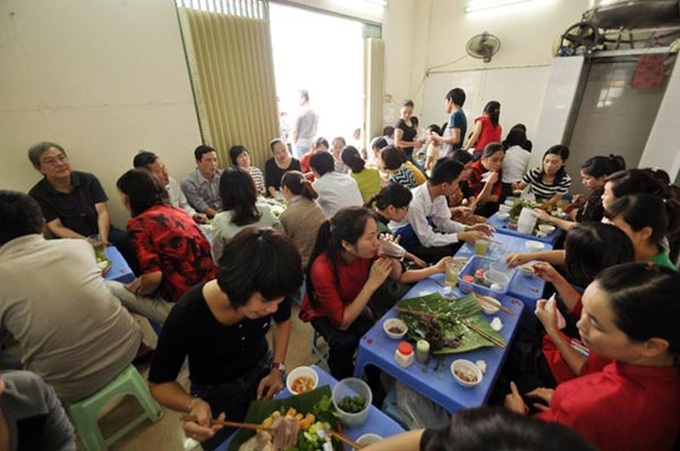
left=310, top=329, right=328, bottom=366
left=65, top=365, right=163, bottom=450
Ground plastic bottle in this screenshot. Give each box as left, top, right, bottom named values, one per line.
left=395, top=342, right=414, bottom=368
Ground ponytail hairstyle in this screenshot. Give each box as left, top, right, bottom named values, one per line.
left=380, top=145, right=404, bottom=170
left=541, top=145, right=570, bottom=185
left=606, top=169, right=667, bottom=199
left=371, top=136, right=388, bottom=152
left=483, top=101, right=501, bottom=127
left=341, top=146, right=366, bottom=173
left=365, top=182, right=412, bottom=211
left=502, top=128, right=528, bottom=151
left=305, top=207, right=378, bottom=309
left=581, top=155, right=626, bottom=179
left=281, top=170, right=318, bottom=201
left=595, top=263, right=680, bottom=358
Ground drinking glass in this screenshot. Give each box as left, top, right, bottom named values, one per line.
left=87, top=234, right=106, bottom=261
left=377, top=239, right=406, bottom=261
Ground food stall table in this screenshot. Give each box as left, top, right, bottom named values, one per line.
left=354, top=277, right=524, bottom=413
left=216, top=365, right=404, bottom=450
left=103, top=246, right=135, bottom=283
left=487, top=212, right=562, bottom=245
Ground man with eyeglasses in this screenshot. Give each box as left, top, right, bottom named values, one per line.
left=27, top=141, right=139, bottom=273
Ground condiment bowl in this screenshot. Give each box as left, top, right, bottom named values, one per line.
left=538, top=224, right=555, bottom=234
left=518, top=264, right=535, bottom=277
left=525, top=240, right=545, bottom=252
left=286, top=366, right=319, bottom=395
left=383, top=318, right=408, bottom=340
left=451, top=359, right=483, bottom=388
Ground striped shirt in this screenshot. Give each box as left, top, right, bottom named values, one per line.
left=389, top=165, right=417, bottom=189
left=522, top=167, right=571, bottom=201
left=249, top=166, right=265, bottom=195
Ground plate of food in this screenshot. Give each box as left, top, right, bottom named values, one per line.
left=230, top=386, right=342, bottom=451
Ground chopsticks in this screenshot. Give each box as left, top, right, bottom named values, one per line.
left=474, top=293, right=516, bottom=316
left=181, top=415, right=274, bottom=432
left=395, top=308, right=506, bottom=349
left=328, top=429, right=364, bottom=449
left=458, top=318, right=506, bottom=349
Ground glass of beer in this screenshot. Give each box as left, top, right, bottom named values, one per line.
left=474, top=239, right=490, bottom=256
left=445, top=257, right=467, bottom=286
left=87, top=234, right=106, bottom=262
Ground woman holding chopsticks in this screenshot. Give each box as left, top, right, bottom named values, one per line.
left=147, top=228, right=303, bottom=449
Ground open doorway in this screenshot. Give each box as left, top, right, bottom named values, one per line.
left=269, top=3, right=365, bottom=148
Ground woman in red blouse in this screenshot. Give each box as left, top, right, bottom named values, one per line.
left=466, top=143, right=505, bottom=217
left=464, top=100, right=502, bottom=160
left=505, top=263, right=680, bottom=451
left=299, top=207, right=402, bottom=380
left=111, top=169, right=216, bottom=323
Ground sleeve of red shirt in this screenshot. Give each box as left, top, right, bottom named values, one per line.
left=467, top=166, right=483, bottom=195
left=127, top=216, right=162, bottom=275
left=309, top=258, right=347, bottom=328
left=567, top=297, right=583, bottom=317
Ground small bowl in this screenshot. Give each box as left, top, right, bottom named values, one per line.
left=451, top=359, right=483, bottom=388
left=496, top=212, right=510, bottom=220
left=354, top=433, right=383, bottom=450
left=518, top=264, right=535, bottom=277
left=538, top=224, right=555, bottom=234
left=383, top=318, right=408, bottom=340
left=286, top=366, right=319, bottom=395
left=525, top=240, right=545, bottom=252
left=484, top=270, right=510, bottom=290
left=478, top=295, right=500, bottom=315
left=498, top=204, right=511, bottom=214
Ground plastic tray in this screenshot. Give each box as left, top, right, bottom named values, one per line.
left=457, top=255, right=515, bottom=297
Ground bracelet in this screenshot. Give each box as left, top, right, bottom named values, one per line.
left=187, top=396, right=202, bottom=413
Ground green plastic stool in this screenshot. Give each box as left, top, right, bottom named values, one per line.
left=65, top=365, right=163, bottom=450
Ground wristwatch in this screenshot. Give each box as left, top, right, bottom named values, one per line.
left=273, top=362, right=285, bottom=372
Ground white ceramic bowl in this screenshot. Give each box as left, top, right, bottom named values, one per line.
left=383, top=318, right=408, bottom=340
left=518, top=264, right=535, bottom=277
left=286, top=366, right=319, bottom=395
left=525, top=240, right=545, bottom=252
left=332, top=378, right=372, bottom=428
left=478, top=295, right=500, bottom=315
left=498, top=204, right=511, bottom=214
left=497, top=212, right=510, bottom=220
left=354, top=433, right=383, bottom=450
left=538, top=224, right=555, bottom=234
left=451, top=359, right=483, bottom=388
left=483, top=270, right=510, bottom=290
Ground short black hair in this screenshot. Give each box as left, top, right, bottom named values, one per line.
left=228, top=145, right=248, bottom=166
left=426, top=124, right=442, bottom=135
left=216, top=227, right=303, bottom=308
left=445, top=88, right=466, bottom=107
left=430, top=158, right=464, bottom=185
left=133, top=150, right=159, bottom=169
left=310, top=151, right=334, bottom=176
left=380, top=145, right=403, bottom=170
left=194, top=144, right=216, bottom=161
left=450, top=148, right=473, bottom=166
left=0, top=190, right=44, bottom=245
left=116, top=168, right=169, bottom=217
left=382, top=126, right=395, bottom=138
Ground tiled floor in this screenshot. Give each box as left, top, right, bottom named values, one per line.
left=99, top=305, right=327, bottom=450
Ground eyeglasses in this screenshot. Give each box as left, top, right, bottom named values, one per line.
left=41, top=154, right=68, bottom=166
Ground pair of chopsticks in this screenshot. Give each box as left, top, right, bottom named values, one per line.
left=181, top=414, right=274, bottom=432
left=395, top=308, right=506, bottom=349
left=474, top=293, right=516, bottom=316
left=181, top=415, right=365, bottom=449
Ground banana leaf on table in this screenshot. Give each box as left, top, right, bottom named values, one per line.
left=228, top=385, right=341, bottom=451
left=396, top=292, right=506, bottom=354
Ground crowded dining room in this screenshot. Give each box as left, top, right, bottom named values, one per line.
left=1, top=0, right=679, bottom=450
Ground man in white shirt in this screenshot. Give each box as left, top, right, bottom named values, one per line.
left=311, top=151, right=363, bottom=219
left=133, top=151, right=208, bottom=223
left=292, top=90, right=319, bottom=158
left=396, top=158, right=493, bottom=263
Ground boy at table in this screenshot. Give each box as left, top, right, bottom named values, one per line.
left=394, top=158, right=493, bottom=264
left=27, top=141, right=138, bottom=273
left=148, top=228, right=303, bottom=449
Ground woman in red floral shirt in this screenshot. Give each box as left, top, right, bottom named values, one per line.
left=109, top=168, right=216, bottom=323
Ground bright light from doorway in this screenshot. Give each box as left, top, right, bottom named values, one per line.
left=269, top=3, right=364, bottom=145
left=465, top=0, right=546, bottom=13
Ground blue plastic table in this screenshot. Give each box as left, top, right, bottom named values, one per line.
left=104, top=246, right=135, bottom=283
left=487, top=212, right=562, bottom=245
left=456, top=234, right=552, bottom=311
left=216, top=365, right=404, bottom=450
left=354, top=277, right=524, bottom=413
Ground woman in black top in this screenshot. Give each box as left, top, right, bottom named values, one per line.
left=148, top=228, right=303, bottom=449
left=265, top=138, right=301, bottom=198
left=394, top=99, right=423, bottom=161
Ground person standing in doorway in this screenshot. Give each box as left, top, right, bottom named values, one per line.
left=292, top=89, right=319, bottom=158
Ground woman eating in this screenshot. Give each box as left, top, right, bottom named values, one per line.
left=514, top=145, right=571, bottom=208
left=211, top=168, right=282, bottom=263
left=466, top=143, right=505, bottom=217
left=504, top=262, right=680, bottom=451
left=149, top=228, right=303, bottom=449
